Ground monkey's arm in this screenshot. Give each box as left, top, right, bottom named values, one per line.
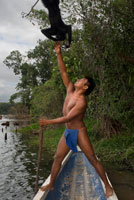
left=66, top=25, right=72, bottom=48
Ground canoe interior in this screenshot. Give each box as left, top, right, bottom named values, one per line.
left=44, top=152, right=107, bottom=200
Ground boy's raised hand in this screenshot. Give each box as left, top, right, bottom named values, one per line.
left=55, top=41, right=61, bottom=55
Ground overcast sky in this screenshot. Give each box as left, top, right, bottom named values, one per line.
left=0, top=0, right=45, bottom=102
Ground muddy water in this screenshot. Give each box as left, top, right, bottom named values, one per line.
left=103, top=163, right=134, bottom=200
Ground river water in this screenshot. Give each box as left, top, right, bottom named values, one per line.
left=0, top=115, right=134, bottom=200
left=0, top=115, right=52, bottom=200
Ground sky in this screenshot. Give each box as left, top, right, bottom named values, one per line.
left=0, top=0, right=44, bottom=102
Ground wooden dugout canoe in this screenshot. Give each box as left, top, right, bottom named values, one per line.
left=33, top=148, right=118, bottom=200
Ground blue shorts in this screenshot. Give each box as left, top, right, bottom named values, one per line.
left=64, top=128, right=78, bottom=152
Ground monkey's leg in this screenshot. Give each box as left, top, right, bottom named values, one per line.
left=41, top=28, right=59, bottom=41
left=41, top=28, right=66, bottom=42
left=58, top=25, right=72, bottom=48
left=55, top=33, right=66, bottom=41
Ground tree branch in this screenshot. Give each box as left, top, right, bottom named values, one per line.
left=23, top=0, right=40, bottom=17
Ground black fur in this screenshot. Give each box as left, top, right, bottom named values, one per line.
left=41, top=0, right=72, bottom=48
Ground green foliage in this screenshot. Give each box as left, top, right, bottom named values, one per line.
left=19, top=123, right=40, bottom=134
left=30, top=78, right=64, bottom=121
left=9, top=103, right=29, bottom=117
left=19, top=123, right=65, bottom=153
left=94, top=133, right=134, bottom=170
left=25, top=9, right=50, bottom=29
left=73, top=0, right=134, bottom=135
left=0, top=103, right=12, bottom=115
left=42, top=126, right=65, bottom=153
left=27, top=40, right=53, bottom=84
left=3, top=40, right=53, bottom=108
left=3, top=0, right=134, bottom=136
left=3, top=50, right=22, bottom=74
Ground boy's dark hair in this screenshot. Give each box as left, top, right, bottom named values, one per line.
left=84, top=76, right=96, bottom=96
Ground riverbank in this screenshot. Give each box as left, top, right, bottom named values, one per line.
left=19, top=123, right=134, bottom=171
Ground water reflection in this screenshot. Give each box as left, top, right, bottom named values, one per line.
left=0, top=115, right=53, bottom=200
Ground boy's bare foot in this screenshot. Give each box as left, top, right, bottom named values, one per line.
left=40, top=183, right=54, bottom=191
left=105, top=185, right=113, bottom=198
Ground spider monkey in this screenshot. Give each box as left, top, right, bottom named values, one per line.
left=41, top=0, right=72, bottom=48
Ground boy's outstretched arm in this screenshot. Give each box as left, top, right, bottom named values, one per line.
left=39, top=101, right=86, bottom=126
left=55, top=42, right=74, bottom=91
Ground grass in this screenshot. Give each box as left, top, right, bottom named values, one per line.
left=42, top=126, right=65, bottom=153
left=93, top=133, right=134, bottom=170
left=19, top=123, right=40, bottom=134
left=19, top=123, right=65, bottom=153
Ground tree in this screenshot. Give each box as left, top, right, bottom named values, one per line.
left=0, top=103, right=12, bottom=115
left=3, top=40, right=53, bottom=108
left=3, top=0, right=134, bottom=136
left=25, top=0, right=134, bottom=135
left=78, top=0, right=134, bottom=135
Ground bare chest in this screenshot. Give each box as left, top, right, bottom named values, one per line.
left=63, top=96, right=77, bottom=115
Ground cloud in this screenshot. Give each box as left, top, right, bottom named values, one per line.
left=0, top=0, right=45, bottom=102
left=0, top=80, right=18, bottom=102
left=0, top=80, right=5, bottom=88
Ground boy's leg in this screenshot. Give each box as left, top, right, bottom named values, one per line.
left=77, top=127, right=113, bottom=198
left=41, top=132, right=70, bottom=191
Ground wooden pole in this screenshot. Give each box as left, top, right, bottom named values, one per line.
left=5, top=133, right=7, bottom=140
left=34, top=126, right=44, bottom=195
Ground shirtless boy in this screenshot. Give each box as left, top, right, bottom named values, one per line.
left=39, top=42, right=113, bottom=198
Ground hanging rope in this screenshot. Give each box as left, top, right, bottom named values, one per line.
left=34, top=126, right=44, bottom=195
